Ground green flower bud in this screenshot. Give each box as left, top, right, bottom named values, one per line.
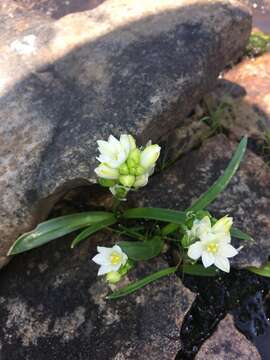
left=109, top=184, right=129, bottom=200
left=127, top=158, right=137, bottom=169
left=118, top=259, right=134, bottom=276
left=119, top=175, right=135, bottom=187
left=127, top=148, right=141, bottom=167
left=98, top=178, right=116, bottom=187
left=129, top=167, right=137, bottom=175
left=106, top=271, right=122, bottom=284
left=181, top=233, right=192, bottom=248
left=135, top=166, right=145, bottom=176
left=119, top=163, right=130, bottom=175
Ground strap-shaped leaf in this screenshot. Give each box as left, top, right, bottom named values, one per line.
left=231, top=227, right=253, bottom=241
left=8, top=212, right=114, bottom=255
left=118, top=236, right=163, bottom=261
left=182, top=263, right=218, bottom=276
left=107, top=266, right=176, bottom=299
left=71, top=216, right=116, bottom=248
left=123, top=207, right=186, bottom=224
left=189, top=136, right=247, bottom=212
left=248, top=262, right=270, bottom=277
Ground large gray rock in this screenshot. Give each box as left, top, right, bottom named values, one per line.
left=0, top=0, right=251, bottom=268
left=0, top=232, right=195, bottom=360
left=195, top=315, right=261, bottom=359
left=132, top=134, right=270, bottom=268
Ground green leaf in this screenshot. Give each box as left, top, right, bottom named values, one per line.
left=107, top=266, right=176, bottom=299
left=182, top=263, right=218, bottom=276
left=247, top=262, right=270, bottom=277
left=71, top=216, right=116, bottom=248
left=231, top=227, right=253, bottom=241
left=8, top=212, right=114, bottom=255
left=189, top=137, right=247, bottom=211
left=123, top=207, right=186, bottom=224
left=118, top=236, right=163, bottom=261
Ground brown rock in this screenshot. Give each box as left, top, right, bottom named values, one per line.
left=195, top=315, right=261, bottom=360
left=205, top=53, right=270, bottom=141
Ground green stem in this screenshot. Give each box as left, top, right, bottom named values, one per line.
left=161, top=223, right=180, bottom=236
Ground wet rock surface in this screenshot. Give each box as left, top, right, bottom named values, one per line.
left=195, top=314, right=261, bottom=359
left=0, top=232, right=195, bottom=360
left=132, top=134, right=270, bottom=268
left=177, top=269, right=269, bottom=359
left=0, top=0, right=252, bottom=269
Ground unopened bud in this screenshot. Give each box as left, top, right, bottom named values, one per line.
left=119, top=175, right=135, bottom=187
left=119, top=163, right=129, bottom=175
left=98, top=178, right=116, bottom=187
left=140, top=145, right=161, bottom=169
left=133, top=173, right=149, bottom=188
left=106, top=271, right=122, bottom=284
left=94, top=164, right=119, bottom=179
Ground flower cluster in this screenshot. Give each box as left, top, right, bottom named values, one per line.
left=92, top=245, right=131, bottom=283
left=94, top=135, right=161, bottom=199
left=187, top=215, right=239, bottom=272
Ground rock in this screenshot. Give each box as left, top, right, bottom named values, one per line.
left=205, top=53, right=270, bottom=142
left=0, top=232, right=195, bottom=360
left=195, top=314, right=261, bottom=359
left=131, top=134, right=270, bottom=268
left=14, top=0, right=105, bottom=19
left=158, top=105, right=212, bottom=169
left=0, top=0, right=251, bottom=268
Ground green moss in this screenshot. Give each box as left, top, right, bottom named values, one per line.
left=246, top=31, right=270, bottom=57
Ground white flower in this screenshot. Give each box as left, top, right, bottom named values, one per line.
left=140, top=144, right=161, bottom=169
left=94, top=164, right=119, bottom=179
left=187, top=215, right=238, bottom=273
left=92, top=245, right=128, bottom=276
left=96, top=135, right=128, bottom=169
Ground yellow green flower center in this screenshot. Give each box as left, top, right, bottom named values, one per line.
left=207, top=242, right=218, bottom=254
left=110, top=252, right=122, bottom=265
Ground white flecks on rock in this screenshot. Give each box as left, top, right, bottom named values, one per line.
left=10, top=35, right=37, bottom=55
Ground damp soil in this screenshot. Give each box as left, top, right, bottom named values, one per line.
left=176, top=269, right=270, bottom=359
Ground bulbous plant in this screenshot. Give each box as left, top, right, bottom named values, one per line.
left=8, top=134, right=270, bottom=299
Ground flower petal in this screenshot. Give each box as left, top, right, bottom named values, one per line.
left=97, top=246, right=113, bottom=255
left=112, top=245, right=123, bottom=253
left=98, top=265, right=113, bottom=276
left=108, top=135, right=121, bottom=151
left=194, top=216, right=212, bottom=239
left=212, top=215, right=233, bottom=234
left=97, top=140, right=114, bottom=157
left=187, top=241, right=203, bottom=260
left=214, top=256, right=230, bottom=273
left=121, top=253, right=128, bottom=265
left=120, top=134, right=132, bottom=156
left=219, top=244, right=238, bottom=258
left=201, top=251, right=215, bottom=268
left=92, top=253, right=108, bottom=265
